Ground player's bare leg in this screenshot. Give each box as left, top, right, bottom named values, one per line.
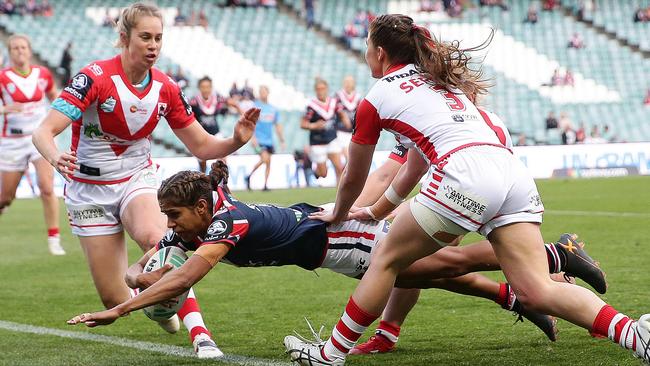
left=0, top=170, right=23, bottom=215
left=327, top=152, right=344, bottom=184
left=262, top=151, right=271, bottom=190
left=489, top=223, right=647, bottom=360
left=79, top=233, right=130, bottom=308
left=122, top=194, right=221, bottom=358
left=34, top=158, right=64, bottom=255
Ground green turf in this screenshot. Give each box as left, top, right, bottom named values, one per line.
left=0, top=176, right=649, bottom=365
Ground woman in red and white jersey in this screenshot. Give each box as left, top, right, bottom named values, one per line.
left=32, top=3, right=259, bottom=358
left=287, top=14, right=650, bottom=365
left=0, top=34, right=64, bottom=255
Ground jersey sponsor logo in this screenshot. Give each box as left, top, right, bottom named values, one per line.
left=529, top=194, right=543, bottom=207
left=207, top=220, right=228, bottom=235
left=64, top=72, right=93, bottom=101
left=6, top=82, right=15, bottom=94
left=69, top=204, right=106, bottom=225
left=390, top=144, right=407, bottom=157
left=179, top=89, right=192, bottom=116
left=83, top=123, right=103, bottom=139
left=100, top=96, right=116, bottom=113
left=89, top=63, right=103, bottom=76
left=452, top=114, right=464, bottom=122
left=382, top=69, right=418, bottom=83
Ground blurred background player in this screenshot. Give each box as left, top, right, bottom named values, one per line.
left=0, top=34, right=64, bottom=255
left=189, top=76, right=239, bottom=173
left=32, top=2, right=259, bottom=358
left=301, top=78, right=348, bottom=182
left=334, top=75, right=359, bottom=161
left=245, top=85, right=284, bottom=191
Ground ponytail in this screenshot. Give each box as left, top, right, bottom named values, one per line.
left=369, top=14, right=493, bottom=100
left=208, top=160, right=230, bottom=194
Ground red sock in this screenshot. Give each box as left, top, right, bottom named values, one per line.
left=592, top=304, right=636, bottom=349
left=47, top=227, right=60, bottom=237
left=177, top=289, right=211, bottom=342
left=375, top=320, right=400, bottom=344
left=323, top=297, right=379, bottom=360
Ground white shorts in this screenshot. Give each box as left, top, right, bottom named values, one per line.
left=64, top=166, right=160, bottom=236
left=417, top=145, right=544, bottom=236
left=309, top=141, right=342, bottom=164
left=321, top=218, right=390, bottom=278
left=0, top=136, right=43, bottom=172
left=336, top=131, right=352, bottom=151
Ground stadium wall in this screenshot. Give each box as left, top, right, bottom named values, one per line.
left=15, top=143, right=650, bottom=198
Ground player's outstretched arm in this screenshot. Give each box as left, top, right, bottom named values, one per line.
left=68, top=245, right=229, bottom=327
left=174, top=108, right=260, bottom=160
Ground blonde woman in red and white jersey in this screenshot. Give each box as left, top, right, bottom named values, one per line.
left=32, top=3, right=259, bottom=359
left=286, top=14, right=650, bottom=365
left=0, top=34, right=64, bottom=255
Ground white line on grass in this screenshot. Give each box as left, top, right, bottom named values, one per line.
left=0, top=320, right=289, bottom=366
left=545, top=210, right=650, bottom=218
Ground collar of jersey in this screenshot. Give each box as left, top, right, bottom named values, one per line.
left=383, top=63, right=408, bottom=76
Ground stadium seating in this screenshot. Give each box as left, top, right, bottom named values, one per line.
left=2, top=0, right=649, bottom=152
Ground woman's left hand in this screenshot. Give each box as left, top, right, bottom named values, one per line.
left=309, top=209, right=343, bottom=224
left=233, top=108, right=260, bottom=145
left=67, top=308, right=122, bottom=328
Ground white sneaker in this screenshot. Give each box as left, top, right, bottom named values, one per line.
left=48, top=237, right=66, bottom=256
left=193, top=333, right=224, bottom=359
left=156, top=314, right=180, bottom=334
left=635, top=314, right=650, bottom=363
left=284, top=335, right=344, bottom=366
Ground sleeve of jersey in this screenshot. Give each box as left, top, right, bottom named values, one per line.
left=201, top=216, right=249, bottom=247
left=58, top=69, right=98, bottom=112
left=166, top=83, right=196, bottom=129
left=155, top=230, right=189, bottom=252
left=351, top=99, right=382, bottom=145
left=43, top=68, right=55, bottom=93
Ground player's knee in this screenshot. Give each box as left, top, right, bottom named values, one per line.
left=134, top=231, right=164, bottom=251
left=39, top=185, right=54, bottom=197
left=511, top=283, right=553, bottom=313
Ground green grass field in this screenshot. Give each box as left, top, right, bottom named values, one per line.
left=1, top=176, right=649, bottom=366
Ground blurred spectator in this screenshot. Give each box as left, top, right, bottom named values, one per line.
left=198, top=9, right=208, bottom=28
left=1, top=0, right=17, bottom=15
left=40, top=0, right=52, bottom=16
left=575, top=122, right=586, bottom=143
left=293, top=148, right=314, bottom=187
left=444, top=0, right=463, bottom=17
left=644, top=89, right=650, bottom=106
left=229, top=82, right=243, bottom=99
left=542, top=0, right=557, bottom=11
left=420, top=0, right=442, bottom=12
left=584, top=125, right=607, bottom=144
left=558, top=112, right=572, bottom=130
left=25, top=0, right=37, bottom=14
left=168, top=67, right=188, bottom=90
left=260, top=0, right=277, bottom=8
left=524, top=3, right=538, bottom=24
left=304, top=0, right=314, bottom=28
left=564, top=69, right=575, bottom=86
left=634, top=7, right=649, bottom=22
left=101, top=9, right=113, bottom=27
left=174, top=6, right=187, bottom=26
left=59, top=42, right=73, bottom=85
left=602, top=124, right=616, bottom=142
left=545, top=111, right=558, bottom=130
left=561, top=124, right=577, bottom=145
left=577, top=0, right=595, bottom=21
left=550, top=68, right=563, bottom=86
left=479, top=0, right=508, bottom=11
left=568, top=33, right=586, bottom=49
left=515, top=133, right=528, bottom=146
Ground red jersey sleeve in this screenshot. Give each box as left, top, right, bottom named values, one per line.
left=59, top=67, right=99, bottom=112
left=165, top=82, right=195, bottom=129
left=40, top=67, right=54, bottom=93
left=351, top=98, right=381, bottom=145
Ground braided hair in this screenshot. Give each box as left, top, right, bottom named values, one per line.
left=158, top=160, right=230, bottom=207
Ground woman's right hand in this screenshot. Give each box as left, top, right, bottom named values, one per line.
left=135, top=264, right=173, bottom=289
left=312, top=120, right=327, bottom=130
left=2, top=103, right=23, bottom=114
left=50, top=150, right=78, bottom=182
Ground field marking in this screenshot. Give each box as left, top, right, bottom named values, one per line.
left=0, top=320, right=289, bottom=366
left=545, top=210, right=650, bottom=218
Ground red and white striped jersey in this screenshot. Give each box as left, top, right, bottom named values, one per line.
left=352, top=64, right=509, bottom=166
left=0, top=65, right=54, bottom=137
left=58, top=55, right=194, bottom=184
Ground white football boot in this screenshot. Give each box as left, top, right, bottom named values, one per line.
left=634, top=314, right=650, bottom=364
left=284, top=335, right=344, bottom=366
left=193, top=333, right=224, bottom=359
left=156, top=314, right=180, bottom=334
left=48, top=236, right=66, bottom=256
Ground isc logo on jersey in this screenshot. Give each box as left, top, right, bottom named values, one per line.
left=207, top=220, right=228, bottom=235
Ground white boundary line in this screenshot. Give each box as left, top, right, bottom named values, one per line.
left=0, top=320, right=289, bottom=366
left=545, top=210, right=650, bottom=218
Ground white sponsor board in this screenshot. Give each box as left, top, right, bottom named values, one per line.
left=14, top=143, right=650, bottom=198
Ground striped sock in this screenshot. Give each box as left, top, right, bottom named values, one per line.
left=177, top=289, right=212, bottom=342
left=322, top=297, right=379, bottom=361
left=375, top=320, right=400, bottom=345
left=545, top=243, right=565, bottom=273
left=592, top=305, right=637, bottom=349
left=495, top=283, right=522, bottom=312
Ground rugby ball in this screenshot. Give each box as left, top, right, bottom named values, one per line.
left=142, top=246, right=189, bottom=321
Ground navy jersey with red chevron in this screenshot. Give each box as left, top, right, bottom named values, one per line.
left=157, top=187, right=329, bottom=270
